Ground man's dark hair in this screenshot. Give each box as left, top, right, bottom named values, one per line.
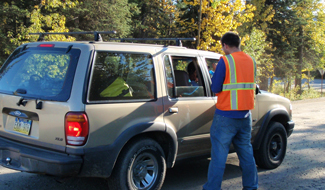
left=221, top=32, right=240, bottom=48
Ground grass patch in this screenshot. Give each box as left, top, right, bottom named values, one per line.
left=270, top=80, right=322, bottom=101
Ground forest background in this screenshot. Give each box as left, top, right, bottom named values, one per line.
left=0, top=0, right=325, bottom=100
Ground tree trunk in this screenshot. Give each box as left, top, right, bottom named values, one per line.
left=295, top=26, right=303, bottom=94
left=286, top=79, right=291, bottom=93
left=307, top=70, right=310, bottom=89
left=197, top=0, right=202, bottom=48
left=259, top=75, right=269, bottom=91
left=270, top=76, right=274, bottom=92
left=283, top=78, right=286, bottom=98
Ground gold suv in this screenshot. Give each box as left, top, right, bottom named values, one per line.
left=0, top=32, right=294, bottom=190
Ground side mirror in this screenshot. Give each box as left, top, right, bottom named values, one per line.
left=255, top=84, right=261, bottom=95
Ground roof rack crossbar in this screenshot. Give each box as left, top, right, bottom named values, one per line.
left=108, top=38, right=196, bottom=47
left=29, top=31, right=117, bottom=42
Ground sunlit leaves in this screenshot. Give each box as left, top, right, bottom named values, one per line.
left=243, top=27, right=274, bottom=83
left=9, top=0, right=78, bottom=46
left=180, top=0, right=255, bottom=52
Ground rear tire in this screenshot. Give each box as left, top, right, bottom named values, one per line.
left=254, top=121, right=287, bottom=169
left=108, top=138, right=166, bottom=190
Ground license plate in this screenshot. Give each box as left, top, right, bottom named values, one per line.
left=13, top=118, right=32, bottom=135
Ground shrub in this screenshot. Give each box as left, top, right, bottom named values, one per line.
left=270, top=79, right=321, bottom=100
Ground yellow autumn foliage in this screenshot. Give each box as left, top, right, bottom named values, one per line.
left=180, top=0, right=255, bottom=53
left=9, top=0, right=78, bottom=45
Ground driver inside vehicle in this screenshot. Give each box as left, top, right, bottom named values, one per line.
left=187, top=61, right=199, bottom=86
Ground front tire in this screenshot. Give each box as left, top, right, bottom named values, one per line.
left=108, top=138, right=166, bottom=190
left=254, top=121, right=287, bottom=169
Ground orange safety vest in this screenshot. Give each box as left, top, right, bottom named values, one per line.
left=216, top=51, right=256, bottom=111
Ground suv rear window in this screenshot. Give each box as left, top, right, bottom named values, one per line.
left=0, top=46, right=81, bottom=101
left=88, top=52, right=155, bottom=101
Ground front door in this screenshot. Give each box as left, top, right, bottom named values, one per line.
left=162, top=55, right=216, bottom=159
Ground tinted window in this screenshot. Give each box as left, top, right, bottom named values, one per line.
left=0, top=47, right=80, bottom=101
left=89, top=52, right=155, bottom=101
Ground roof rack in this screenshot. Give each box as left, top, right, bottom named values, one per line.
left=29, top=31, right=117, bottom=42
left=108, top=38, right=196, bottom=47
left=28, top=31, right=196, bottom=47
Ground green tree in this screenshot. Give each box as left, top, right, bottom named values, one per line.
left=0, top=0, right=78, bottom=66
left=239, top=0, right=275, bottom=90
left=0, top=1, right=31, bottom=65
left=242, top=27, right=274, bottom=90
left=64, top=0, right=132, bottom=40
left=307, top=1, right=325, bottom=83
left=265, top=0, right=325, bottom=94
left=129, top=0, right=179, bottom=40
left=264, top=0, right=297, bottom=92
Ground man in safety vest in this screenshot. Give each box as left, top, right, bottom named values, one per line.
left=203, top=32, right=258, bottom=190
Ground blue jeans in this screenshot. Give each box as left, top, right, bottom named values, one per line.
left=203, top=114, right=258, bottom=190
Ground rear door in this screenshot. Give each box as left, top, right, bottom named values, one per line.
left=0, top=43, right=91, bottom=151
left=84, top=49, right=164, bottom=148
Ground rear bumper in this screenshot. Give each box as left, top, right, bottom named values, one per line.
left=0, top=137, right=82, bottom=176
left=287, top=120, right=295, bottom=137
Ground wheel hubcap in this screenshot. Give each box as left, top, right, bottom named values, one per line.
left=130, top=153, right=158, bottom=189
left=271, top=141, right=278, bottom=150
left=269, top=134, right=283, bottom=161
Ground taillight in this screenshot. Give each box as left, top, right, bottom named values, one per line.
left=65, top=112, right=89, bottom=146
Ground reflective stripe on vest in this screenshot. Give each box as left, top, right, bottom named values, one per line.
left=223, top=83, right=255, bottom=90
left=223, top=54, right=256, bottom=110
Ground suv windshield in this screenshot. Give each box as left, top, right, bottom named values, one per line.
left=0, top=46, right=81, bottom=101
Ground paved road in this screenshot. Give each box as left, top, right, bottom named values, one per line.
left=1, top=97, right=325, bottom=190
left=303, top=79, right=323, bottom=91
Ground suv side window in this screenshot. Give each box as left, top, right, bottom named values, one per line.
left=164, top=56, right=175, bottom=97
left=163, top=55, right=206, bottom=98
left=205, top=58, right=219, bottom=78
left=89, top=52, right=155, bottom=101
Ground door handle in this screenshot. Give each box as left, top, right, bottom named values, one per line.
left=169, top=107, right=178, bottom=113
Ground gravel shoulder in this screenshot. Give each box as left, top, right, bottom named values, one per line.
left=1, top=97, right=325, bottom=190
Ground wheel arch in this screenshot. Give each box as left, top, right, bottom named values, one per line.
left=253, top=108, right=290, bottom=150
left=112, top=121, right=177, bottom=171
left=117, top=127, right=178, bottom=169
left=80, top=122, right=177, bottom=178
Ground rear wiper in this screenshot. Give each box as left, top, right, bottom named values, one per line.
left=17, top=97, right=28, bottom=107
left=16, top=97, right=43, bottom=109
left=14, top=89, right=28, bottom=106
left=14, top=89, right=43, bottom=109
